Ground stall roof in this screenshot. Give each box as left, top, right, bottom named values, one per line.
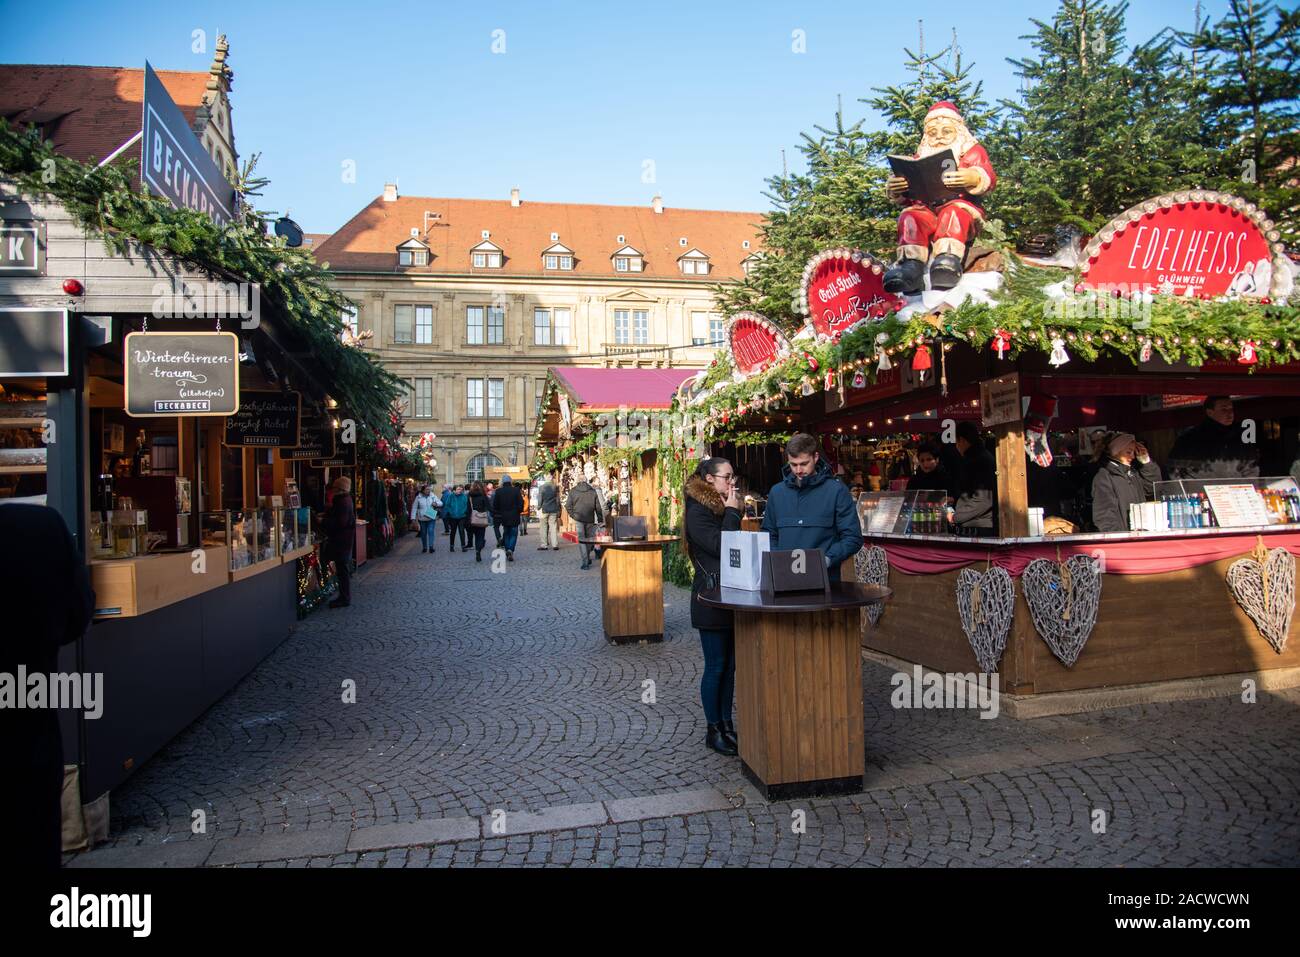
left=552, top=367, right=696, bottom=412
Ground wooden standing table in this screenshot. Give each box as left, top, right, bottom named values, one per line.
left=579, top=535, right=678, bottom=644
left=699, top=582, right=891, bottom=800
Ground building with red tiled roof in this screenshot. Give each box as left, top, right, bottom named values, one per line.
left=0, top=37, right=238, bottom=179
left=322, top=184, right=767, bottom=483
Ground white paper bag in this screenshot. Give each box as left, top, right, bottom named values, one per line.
left=719, top=530, right=771, bottom=591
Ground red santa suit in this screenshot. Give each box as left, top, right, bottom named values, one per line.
left=894, top=101, right=997, bottom=264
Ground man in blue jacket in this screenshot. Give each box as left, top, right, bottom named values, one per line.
left=761, top=433, right=863, bottom=581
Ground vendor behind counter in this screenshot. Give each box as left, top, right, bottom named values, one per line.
left=1090, top=431, right=1162, bottom=532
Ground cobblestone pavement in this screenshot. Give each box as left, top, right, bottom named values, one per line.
left=71, top=528, right=1300, bottom=868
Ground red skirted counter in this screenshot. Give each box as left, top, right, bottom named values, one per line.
left=860, top=525, right=1300, bottom=698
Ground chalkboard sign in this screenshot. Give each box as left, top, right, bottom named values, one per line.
left=311, top=441, right=357, bottom=468
left=224, top=391, right=302, bottom=447
left=124, top=331, right=239, bottom=417
left=280, top=421, right=336, bottom=460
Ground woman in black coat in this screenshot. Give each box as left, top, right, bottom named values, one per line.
left=465, top=482, right=491, bottom=562
left=1090, top=432, right=1162, bottom=532
left=682, top=457, right=742, bottom=756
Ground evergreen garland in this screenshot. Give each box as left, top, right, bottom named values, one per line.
left=0, top=121, right=404, bottom=439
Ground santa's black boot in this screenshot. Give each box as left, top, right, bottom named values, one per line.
left=929, top=253, right=963, bottom=290
left=883, top=257, right=925, bottom=295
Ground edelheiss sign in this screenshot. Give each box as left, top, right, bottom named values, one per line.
left=124, top=331, right=239, bottom=416
left=141, top=62, right=237, bottom=226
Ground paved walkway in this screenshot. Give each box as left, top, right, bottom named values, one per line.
left=69, top=529, right=1300, bottom=868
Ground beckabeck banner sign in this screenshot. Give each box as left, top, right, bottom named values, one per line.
left=141, top=62, right=237, bottom=226
left=124, top=331, right=239, bottom=416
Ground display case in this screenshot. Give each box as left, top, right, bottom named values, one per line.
left=277, top=506, right=317, bottom=558
left=201, top=509, right=278, bottom=573
left=1151, top=476, right=1300, bottom=530
left=858, top=489, right=950, bottom=535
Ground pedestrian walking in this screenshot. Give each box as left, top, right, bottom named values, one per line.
left=536, top=471, right=561, bottom=550
left=486, top=481, right=504, bottom=547
left=681, top=457, right=744, bottom=756
left=491, top=474, right=525, bottom=561
left=439, top=484, right=453, bottom=536
left=443, top=484, right=469, bottom=551
left=323, top=475, right=357, bottom=608
left=466, top=481, right=492, bottom=561
left=0, top=503, right=95, bottom=869
left=410, top=483, right=443, bottom=553
left=565, top=476, right=604, bottom=569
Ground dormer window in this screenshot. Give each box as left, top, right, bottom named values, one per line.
left=742, top=251, right=764, bottom=276
left=396, top=237, right=430, bottom=267
left=678, top=248, right=710, bottom=276
left=612, top=244, right=644, bottom=273
left=542, top=242, right=574, bottom=270
left=470, top=239, right=503, bottom=269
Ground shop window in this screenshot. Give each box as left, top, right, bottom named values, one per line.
left=467, top=305, right=505, bottom=345
left=414, top=378, right=433, bottom=418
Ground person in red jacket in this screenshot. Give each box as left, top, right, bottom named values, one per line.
left=884, top=101, right=998, bottom=294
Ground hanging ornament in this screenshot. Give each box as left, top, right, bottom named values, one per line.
left=1139, top=339, right=1153, bottom=363
left=852, top=370, right=866, bottom=389
left=911, top=343, right=932, bottom=382
left=875, top=333, right=891, bottom=372
left=1048, top=337, right=1070, bottom=367
left=825, top=369, right=836, bottom=391
left=800, top=378, right=815, bottom=397
left=992, top=329, right=1012, bottom=359
left=1238, top=340, right=1259, bottom=365
left=804, top=352, right=819, bottom=372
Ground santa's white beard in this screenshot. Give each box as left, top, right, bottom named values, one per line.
left=917, top=131, right=977, bottom=160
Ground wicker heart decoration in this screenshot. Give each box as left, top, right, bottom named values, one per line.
left=1022, top=555, right=1102, bottom=667
left=1226, top=547, right=1294, bottom=654
left=855, top=545, right=890, bottom=627
left=955, top=566, right=1014, bottom=673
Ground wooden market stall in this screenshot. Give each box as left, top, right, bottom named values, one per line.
left=678, top=193, right=1300, bottom=713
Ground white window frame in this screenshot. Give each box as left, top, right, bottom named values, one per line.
left=615, top=257, right=629, bottom=272
left=473, top=252, right=486, bottom=268
left=614, top=308, right=630, bottom=344
left=633, top=309, right=649, bottom=344
left=553, top=306, right=571, bottom=345
left=681, top=258, right=709, bottom=275
left=534, top=378, right=546, bottom=418
left=544, top=254, right=559, bottom=270
left=414, top=305, right=433, bottom=344
left=412, top=249, right=428, bottom=266
left=709, top=315, right=725, bottom=344
left=559, top=255, right=573, bottom=270
left=414, top=377, right=433, bottom=418
left=466, top=305, right=484, bottom=345
left=534, top=307, right=552, bottom=345
left=466, top=378, right=485, bottom=417
left=399, top=249, right=413, bottom=267
left=394, top=304, right=414, bottom=344
left=487, top=377, right=505, bottom=418
left=341, top=304, right=359, bottom=341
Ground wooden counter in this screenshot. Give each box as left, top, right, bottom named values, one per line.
left=91, top=546, right=228, bottom=619
left=700, top=582, right=891, bottom=800
left=580, top=536, right=677, bottom=644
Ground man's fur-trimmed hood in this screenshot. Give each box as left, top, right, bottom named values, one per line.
left=685, top=474, right=725, bottom=515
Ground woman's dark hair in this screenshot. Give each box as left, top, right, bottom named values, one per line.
left=917, top=441, right=942, bottom=460
left=955, top=421, right=981, bottom=446
left=470, top=481, right=485, bottom=496
left=680, top=456, right=733, bottom=559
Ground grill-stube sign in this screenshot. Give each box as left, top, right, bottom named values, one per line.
left=799, top=248, right=904, bottom=340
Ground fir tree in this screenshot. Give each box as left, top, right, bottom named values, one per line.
left=714, top=105, right=895, bottom=329
left=992, top=0, right=1210, bottom=244
left=1183, top=0, right=1300, bottom=244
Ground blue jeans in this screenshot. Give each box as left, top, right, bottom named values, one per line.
left=501, top=525, right=519, bottom=553
left=698, top=628, right=735, bottom=725
left=418, top=520, right=436, bottom=549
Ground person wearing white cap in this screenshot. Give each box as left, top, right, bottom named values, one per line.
left=884, top=100, right=998, bottom=294
left=1091, top=432, right=1162, bottom=532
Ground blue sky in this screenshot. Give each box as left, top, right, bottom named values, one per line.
left=1, top=0, right=1240, bottom=233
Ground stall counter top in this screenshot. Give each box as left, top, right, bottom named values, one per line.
left=699, top=581, right=891, bottom=613
left=92, top=545, right=229, bottom=619
left=867, top=522, right=1299, bottom=547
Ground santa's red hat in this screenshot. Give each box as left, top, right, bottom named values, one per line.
left=925, top=101, right=963, bottom=122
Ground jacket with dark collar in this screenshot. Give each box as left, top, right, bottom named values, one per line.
left=684, top=474, right=741, bottom=630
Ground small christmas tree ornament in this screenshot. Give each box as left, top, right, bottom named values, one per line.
left=800, top=378, right=815, bottom=397
left=875, top=333, right=892, bottom=372
left=992, top=329, right=1012, bottom=359
left=852, top=369, right=867, bottom=389
left=1238, top=340, right=1259, bottom=365
left=1139, top=339, right=1153, bottom=363
left=1048, top=336, right=1070, bottom=367
left=825, top=369, right=837, bottom=390
left=911, top=343, right=932, bottom=382
left=803, top=352, right=819, bottom=372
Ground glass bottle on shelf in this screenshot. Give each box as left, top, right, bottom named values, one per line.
left=132, top=429, right=151, bottom=477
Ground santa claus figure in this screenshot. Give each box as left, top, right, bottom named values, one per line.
left=884, top=101, right=997, bottom=295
